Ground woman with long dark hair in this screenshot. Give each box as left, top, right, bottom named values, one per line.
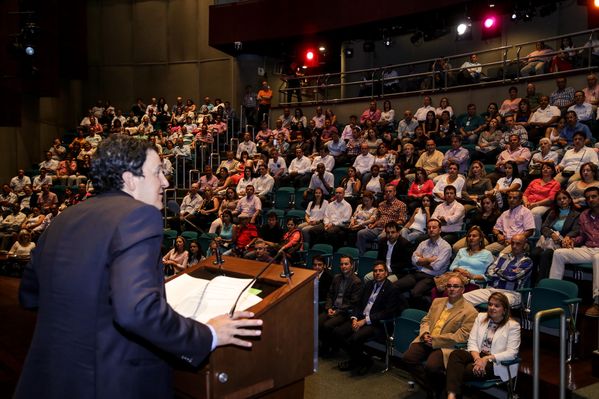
left=531, top=190, right=580, bottom=282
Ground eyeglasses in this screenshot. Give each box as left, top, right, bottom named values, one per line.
left=446, top=284, right=463, bottom=289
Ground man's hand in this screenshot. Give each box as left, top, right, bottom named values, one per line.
left=562, top=236, right=574, bottom=249
left=352, top=318, right=366, bottom=331
left=207, top=311, right=263, bottom=348
left=327, top=308, right=337, bottom=317
left=421, top=332, right=433, bottom=346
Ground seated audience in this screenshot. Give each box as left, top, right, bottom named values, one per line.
left=322, top=187, right=353, bottom=248
left=555, top=131, right=599, bottom=186
left=365, top=221, right=412, bottom=283
left=318, top=255, right=362, bottom=356
left=523, top=164, right=560, bottom=233
left=347, top=191, right=377, bottom=238
left=463, top=233, right=533, bottom=307
left=402, top=273, right=477, bottom=399
left=567, top=162, right=599, bottom=208
left=433, top=163, right=465, bottom=202
left=187, top=241, right=201, bottom=268
left=415, top=140, right=444, bottom=180
left=462, top=161, right=493, bottom=211
left=401, top=194, right=435, bottom=244
left=431, top=186, right=465, bottom=245
left=453, top=194, right=501, bottom=252
left=531, top=190, right=580, bottom=282
left=299, top=188, right=328, bottom=247
left=486, top=161, right=523, bottom=210
left=442, top=136, right=470, bottom=176
left=395, top=218, right=453, bottom=304
left=488, top=191, right=535, bottom=255
left=335, top=261, right=399, bottom=375
left=234, top=184, right=261, bottom=225
left=456, top=103, right=485, bottom=144
left=550, top=186, right=599, bottom=317
left=339, top=166, right=362, bottom=206
left=528, top=138, right=560, bottom=178
left=357, top=185, right=407, bottom=254
left=446, top=292, right=520, bottom=399
left=162, top=236, right=189, bottom=275
left=8, top=229, right=35, bottom=258
left=437, top=227, right=493, bottom=298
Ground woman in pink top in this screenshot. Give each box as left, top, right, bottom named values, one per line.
left=523, top=164, right=561, bottom=233
left=162, top=236, right=189, bottom=275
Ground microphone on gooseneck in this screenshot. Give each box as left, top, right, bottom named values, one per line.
left=280, top=253, right=294, bottom=279
left=228, top=250, right=286, bottom=318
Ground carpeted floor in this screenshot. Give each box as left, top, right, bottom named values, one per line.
left=305, top=355, right=428, bottom=399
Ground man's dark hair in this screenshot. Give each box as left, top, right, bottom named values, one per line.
left=584, top=186, right=599, bottom=197
left=373, top=260, right=386, bottom=270
left=444, top=185, right=456, bottom=194
left=90, top=134, right=154, bottom=194
left=385, top=221, right=399, bottom=231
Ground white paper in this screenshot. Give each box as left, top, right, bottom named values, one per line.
left=166, top=274, right=262, bottom=323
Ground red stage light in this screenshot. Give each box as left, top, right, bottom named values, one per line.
left=306, top=51, right=314, bottom=61
left=483, top=16, right=496, bottom=29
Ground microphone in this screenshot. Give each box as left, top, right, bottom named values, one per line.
left=228, top=250, right=286, bottom=318
left=213, top=244, right=224, bottom=271
left=280, top=253, right=294, bottom=279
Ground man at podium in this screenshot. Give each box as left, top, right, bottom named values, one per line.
left=15, top=135, right=262, bottom=399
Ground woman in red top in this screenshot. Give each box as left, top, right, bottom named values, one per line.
left=407, top=167, right=435, bottom=212
left=278, top=218, right=303, bottom=264
left=523, top=163, right=561, bottom=234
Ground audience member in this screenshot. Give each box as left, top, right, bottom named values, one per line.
left=319, top=255, right=362, bottom=356
left=488, top=191, right=535, bottom=255
left=335, top=261, right=399, bottom=375
left=550, top=186, right=599, bottom=317
left=446, top=292, right=520, bottom=399
left=402, top=273, right=477, bottom=399
left=463, top=233, right=533, bottom=307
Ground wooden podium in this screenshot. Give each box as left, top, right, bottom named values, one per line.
left=171, top=256, right=317, bottom=399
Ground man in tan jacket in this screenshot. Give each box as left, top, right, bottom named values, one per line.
left=403, top=274, right=477, bottom=399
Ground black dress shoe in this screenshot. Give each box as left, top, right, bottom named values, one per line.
left=338, top=360, right=355, bottom=371
left=355, top=357, right=373, bottom=376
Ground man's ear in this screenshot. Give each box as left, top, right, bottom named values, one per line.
left=121, top=171, right=136, bottom=192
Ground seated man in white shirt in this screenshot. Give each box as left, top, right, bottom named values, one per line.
left=310, top=146, right=335, bottom=172
left=431, top=185, right=465, bottom=245
left=304, top=163, right=334, bottom=204
left=281, top=147, right=312, bottom=188
left=322, top=187, right=353, bottom=249
left=414, top=96, right=435, bottom=123
left=171, top=183, right=203, bottom=232
left=353, top=143, right=376, bottom=185
left=236, top=132, right=258, bottom=159
left=267, top=148, right=287, bottom=185
left=432, top=162, right=465, bottom=202
left=253, top=164, right=275, bottom=204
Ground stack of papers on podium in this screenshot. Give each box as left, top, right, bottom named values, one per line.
left=166, top=274, right=262, bottom=323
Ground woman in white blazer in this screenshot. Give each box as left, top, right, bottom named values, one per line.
left=446, top=292, right=520, bottom=399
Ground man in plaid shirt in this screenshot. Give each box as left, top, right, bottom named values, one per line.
left=463, top=233, right=532, bottom=307
left=356, top=184, right=407, bottom=254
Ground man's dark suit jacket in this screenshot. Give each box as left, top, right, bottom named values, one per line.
left=377, top=237, right=414, bottom=277
left=324, top=272, right=362, bottom=314
left=352, top=279, right=398, bottom=325
left=16, top=191, right=213, bottom=399
left=318, top=269, right=333, bottom=303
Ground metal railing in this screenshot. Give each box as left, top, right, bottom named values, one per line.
left=533, top=308, right=566, bottom=399
left=279, top=28, right=599, bottom=105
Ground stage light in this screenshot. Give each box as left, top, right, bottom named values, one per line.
left=483, top=16, right=496, bottom=29
left=511, top=12, right=518, bottom=20
left=595, top=0, right=599, bottom=8
left=305, top=51, right=314, bottom=61
left=457, top=23, right=468, bottom=35
left=24, top=46, right=35, bottom=56
left=318, top=46, right=326, bottom=52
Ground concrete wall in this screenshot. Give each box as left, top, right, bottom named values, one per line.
left=85, top=0, right=236, bottom=114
